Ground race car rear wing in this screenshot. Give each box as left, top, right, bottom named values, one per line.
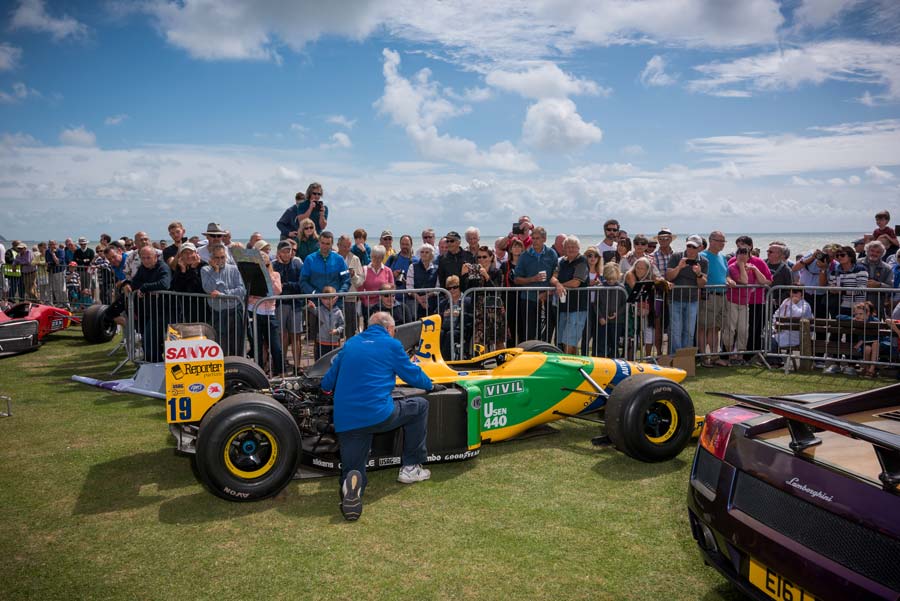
left=728, top=394, right=900, bottom=492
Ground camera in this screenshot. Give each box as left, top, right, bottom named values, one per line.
left=685, top=258, right=698, bottom=265
left=511, top=222, right=523, bottom=235
left=466, top=263, right=482, bottom=282
left=815, top=251, right=827, bottom=261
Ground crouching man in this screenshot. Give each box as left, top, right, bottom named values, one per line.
left=320, top=311, right=435, bottom=521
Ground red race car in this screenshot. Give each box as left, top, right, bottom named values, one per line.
left=0, top=301, right=80, bottom=356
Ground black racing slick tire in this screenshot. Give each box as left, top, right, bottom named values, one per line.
left=223, top=356, right=270, bottom=396
left=195, top=393, right=301, bottom=502
left=81, top=304, right=116, bottom=344
left=605, top=375, right=695, bottom=462
left=517, top=340, right=563, bottom=353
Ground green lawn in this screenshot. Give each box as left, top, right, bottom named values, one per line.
left=0, top=330, right=887, bottom=600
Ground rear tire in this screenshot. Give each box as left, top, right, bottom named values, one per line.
left=223, top=356, right=270, bottom=395
left=518, top=340, right=562, bottom=353
left=195, top=393, right=301, bottom=502
left=82, top=304, right=116, bottom=343
left=605, top=375, right=694, bottom=462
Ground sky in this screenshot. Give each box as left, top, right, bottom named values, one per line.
left=1, top=0, right=899, bottom=241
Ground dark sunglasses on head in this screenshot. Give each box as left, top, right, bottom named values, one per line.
left=447, top=285, right=460, bottom=290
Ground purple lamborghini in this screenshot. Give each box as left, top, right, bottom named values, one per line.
left=687, top=384, right=900, bottom=601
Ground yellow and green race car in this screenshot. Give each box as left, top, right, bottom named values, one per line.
left=154, top=314, right=697, bottom=501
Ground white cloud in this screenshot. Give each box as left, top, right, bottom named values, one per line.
left=139, top=0, right=784, bottom=69
left=687, top=119, right=900, bottom=178
left=640, top=55, right=677, bottom=87
left=376, top=48, right=536, bottom=172
left=866, top=165, right=895, bottom=182
left=0, top=44, right=23, bottom=71
left=10, top=0, right=88, bottom=40
left=688, top=40, right=900, bottom=103
left=622, top=144, right=645, bottom=157
left=486, top=63, right=606, bottom=99
left=59, top=126, right=96, bottom=147
left=792, top=0, right=862, bottom=29
left=848, top=175, right=861, bottom=184
left=321, top=132, right=352, bottom=149
left=522, top=98, right=603, bottom=152
left=104, top=114, right=129, bottom=126
left=290, top=123, right=308, bottom=137
left=0, top=81, right=41, bottom=104
left=276, top=166, right=301, bottom=181
left=326, top=115, right=356, bottom=129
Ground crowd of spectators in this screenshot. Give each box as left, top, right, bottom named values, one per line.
left=4, top=189, right=900, bottom=373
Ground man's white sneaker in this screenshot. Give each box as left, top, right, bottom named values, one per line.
left=340, top=470, right=363, bottom=521
left=397, top=464, right=431, bottom=484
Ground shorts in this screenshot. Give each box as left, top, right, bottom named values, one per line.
left=557, top=311, right=588, bottom=347
left=697, top=293, right=726, bottom=329
left=278, top=301, right=305, bottom=334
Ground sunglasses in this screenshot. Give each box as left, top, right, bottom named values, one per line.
left=447, top=285, right=460, bottom=290
left=208, top=234, right=224, bottom=238
left=477, top=255, right=490, bottom=259
left=382, top=236, right=392, bottom=240
left=310, top=191, right=323, bottom=196
left=835, top=252, right=848, bottom=257
left=605, top=228, right=619, bottom=232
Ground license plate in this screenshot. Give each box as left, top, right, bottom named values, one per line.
left=749, top=557, right=819, bottom=601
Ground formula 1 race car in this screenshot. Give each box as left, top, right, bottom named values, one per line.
left=142, top=314, right=696, bottom=502
left=0, top=301, right=80, bottom=356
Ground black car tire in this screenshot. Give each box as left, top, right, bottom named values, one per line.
left=81, top=304, right=116, bottom=343
left=605, top=375, right=694, bottom=462
left=195, top=393, right=301, bottom=502
left=223, top=356, right=270, bottom=395
left=517, top=340, right=562, bottom=353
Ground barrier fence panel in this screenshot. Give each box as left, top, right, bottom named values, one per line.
left=253, top=288, right=453, bottom=378
left=125, top=290, right=247, bottom=364
left=765, top=284, right=900, bottom=374
left=684, top=284, right=773, bottom=365
left=1, top=264, right=114, bottom=312
left=459, top=285, right=632, bottom=359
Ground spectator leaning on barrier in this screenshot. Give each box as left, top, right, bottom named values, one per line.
left=359, top=244, right=394, bottom=324
left=514, top=226, right=558, bottom=343
left=732, top=235, right=772, bottom=362
left=820, top=245, right=868, bottom=317
left=336, top=234, right=364, bottom=338
left=698, top=231, right=732, bottom=367
left=551, top=235, right=589, bottom=355
left=123, top=246, right=172, bottom=363
left=16, top=242, right=37, bottom=300
left=652, top=228, right=675, bottom=353
left=274, top=239, right=305, bottom=368
left=858, top=240, right=893, bottom=314
left=169, top=242, right=209, bottom=324
left=201, top=243, right=246, bottom=357
left=666, top=234, right=708, bottom=353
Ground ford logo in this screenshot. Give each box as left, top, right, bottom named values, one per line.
left=188, top=383, right=204, bottom=393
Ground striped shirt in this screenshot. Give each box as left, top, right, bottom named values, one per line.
left=826, top=264, right=868, bottom=310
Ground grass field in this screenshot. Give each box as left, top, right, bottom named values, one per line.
left=0, top=330, right=887, bottom=600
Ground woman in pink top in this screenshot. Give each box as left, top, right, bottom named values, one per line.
left=360, top=244, right=394, bottom=324
left=722, top=247, right=770, bottom=363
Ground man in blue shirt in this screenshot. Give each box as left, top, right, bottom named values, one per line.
left=513, top=226, right=558, bottom=342
left=321, top=312, right=435, bottom=521
left=698, top=231, right=734, bottom=367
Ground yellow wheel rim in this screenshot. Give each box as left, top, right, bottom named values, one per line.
left=645, top=399, right=679, bottom=444
left=223, top=426, right=279, bottom=479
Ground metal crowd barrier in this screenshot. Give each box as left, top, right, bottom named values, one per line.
left=764, top=285, right=900, bottom=374
left=1, top=264, right=115, bottom=312
left=125, top=290, right=247, bottom=364
left=250, top=288, right=453, bottom=378
left=458, top=285, right=633, bottom=359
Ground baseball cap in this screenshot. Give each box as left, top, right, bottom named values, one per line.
left=685, top=235, right=703, bottom=248
left=277, top=240, right=293, bottom=251
left=68, top=261, right=77, bottom=267
left=381, top=230, right=393, bottom=238
left=177, top=242, right=197, bottom=254
left=77, top=236, right=88, bottom=244
left=445, top=230, right=461, bottom=241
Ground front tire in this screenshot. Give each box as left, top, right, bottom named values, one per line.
left=604, top=375, right=694, bottom=462
left=82, top=304, right=116, bottom=343
left=195, top=393, right=301, bottom=501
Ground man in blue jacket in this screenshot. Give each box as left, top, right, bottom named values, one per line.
left=320, top=311, right=435, bottom=521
